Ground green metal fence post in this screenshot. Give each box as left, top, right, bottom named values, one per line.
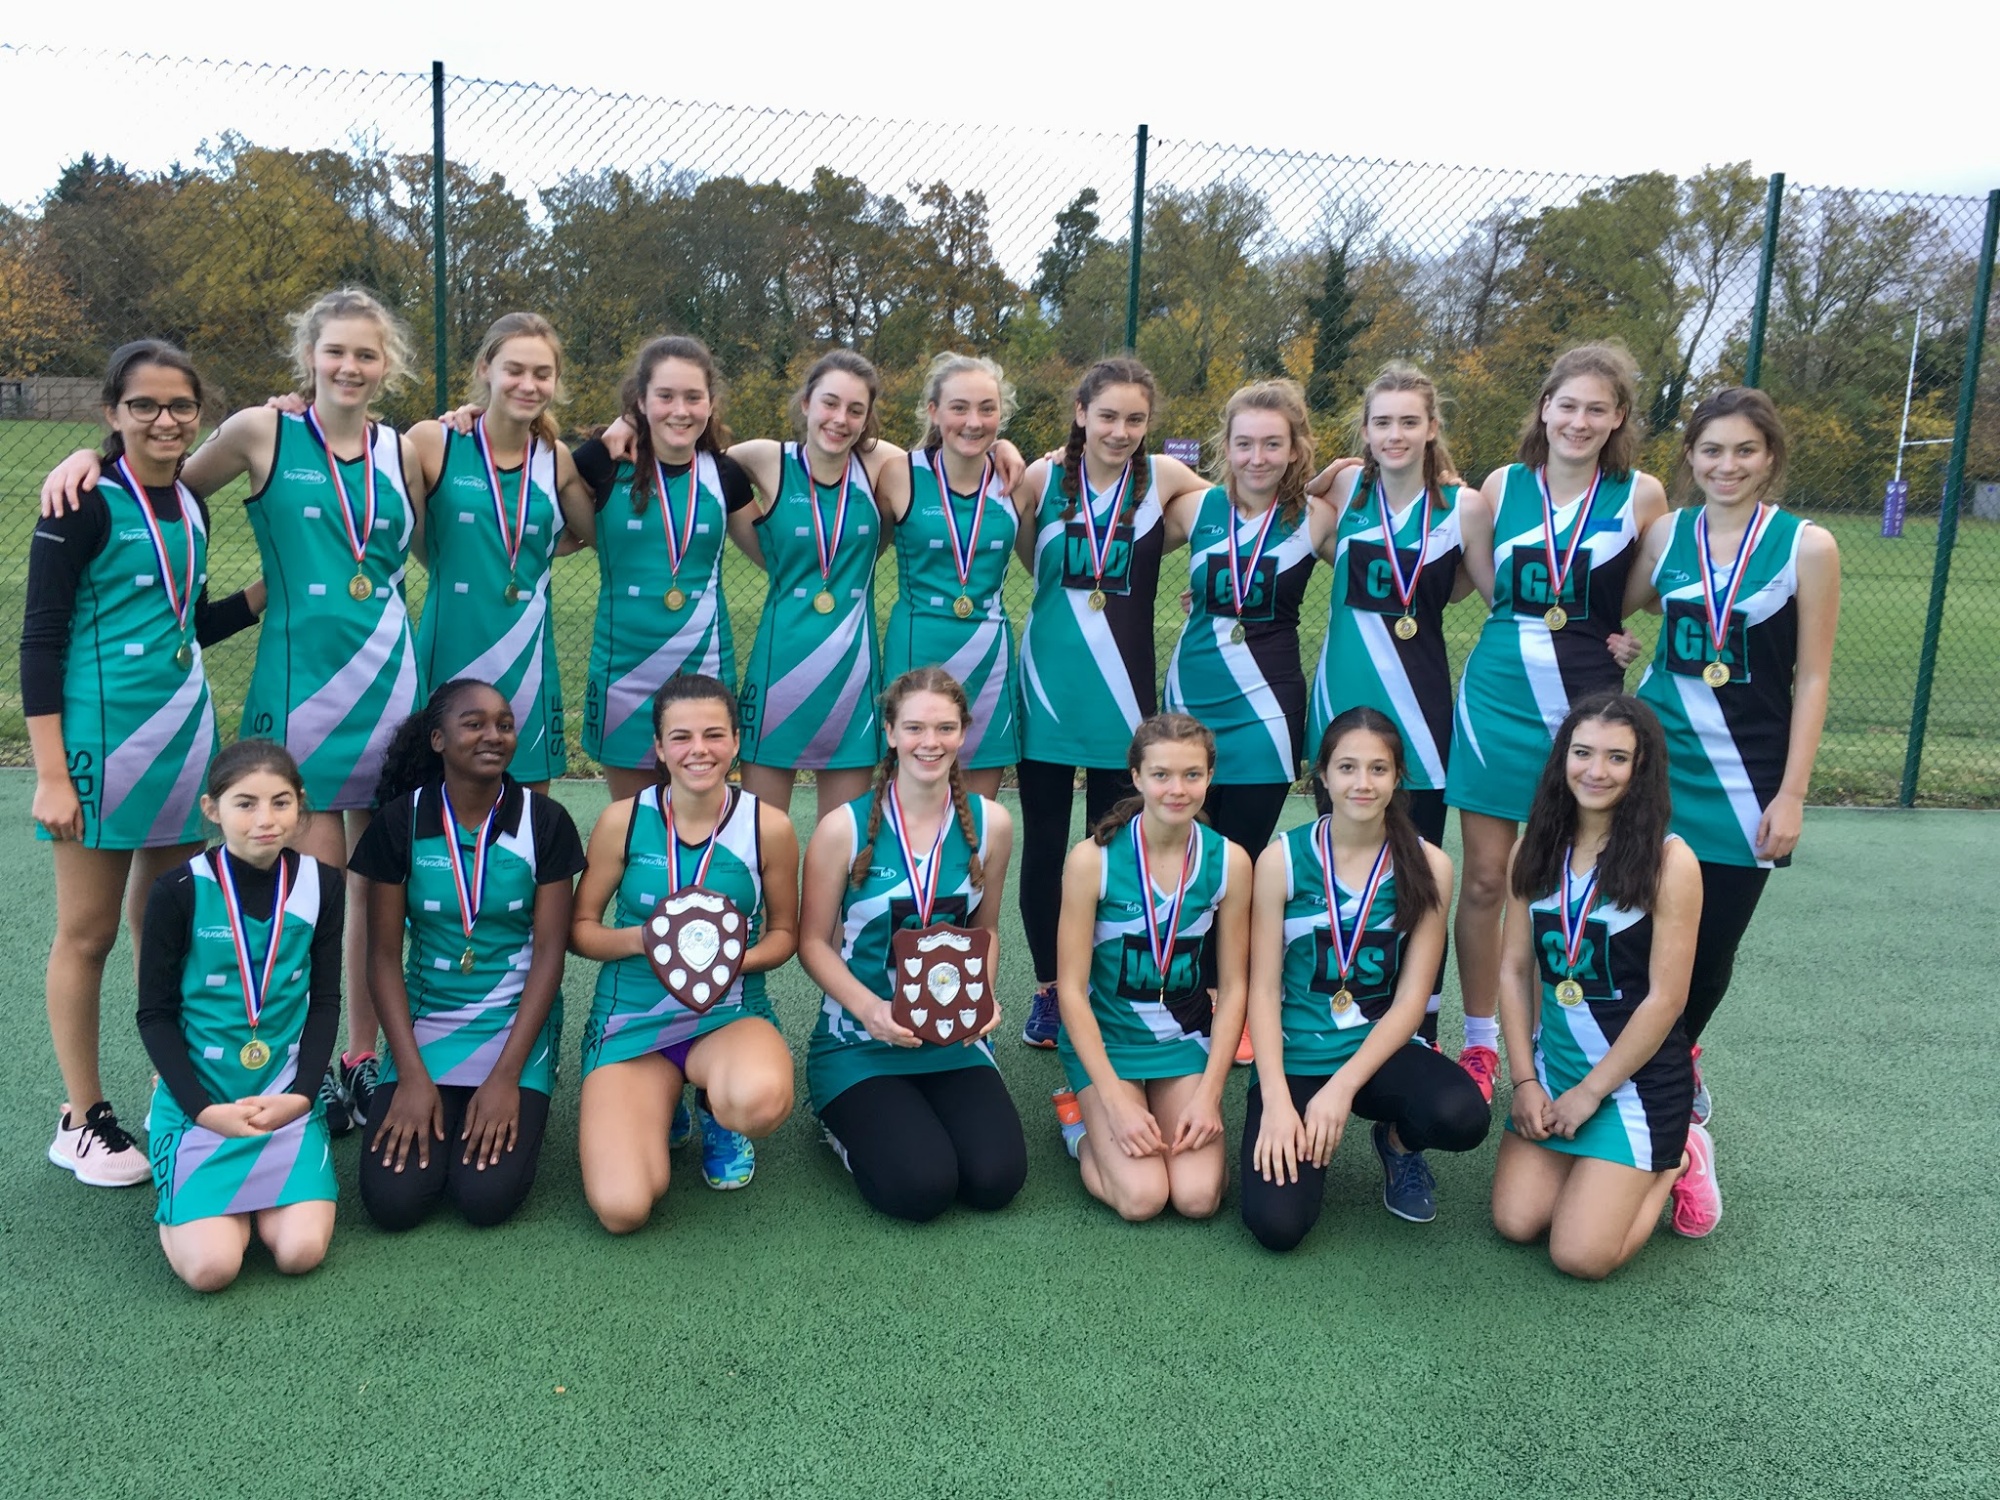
left=1898, top=186, right=1999, bottom=807
left=1124, top=124, right=1148, bottom=353
left=431, top=60, right=449, bottom=416
left=1743, top=171, right=1784, bottom=388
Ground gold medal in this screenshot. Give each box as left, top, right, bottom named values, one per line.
left=812, top=590, right=836, bottom=615
left=664, top=586, right=688, bottom=612
left=1330, top=987, right=1354, bottom=1014
left=1393, top=614, right=1418, bottom=640
left=1543, top=604, right=1568, bottom=631
left=1229, top=623, right=1246, bottom=645
left=1087, top=589, right=1107, bottom=611
left=348, top=572, right=374, bottom=603
left=240, top=1037, right=271, bottom=1070
left=953, top=594, right=974, bottom=620
left=460, top=944, right=476, bottom=975
left=503, top=580, right=522, bottom=605
left=1701, top=659, right=1731, bottom=688
left=174, top=643, right=194, bottom=670
left=1555, top=977, right=1585, bottom=1007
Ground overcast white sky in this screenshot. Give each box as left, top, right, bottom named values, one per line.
left=5, top=0, right=1995, bottom=207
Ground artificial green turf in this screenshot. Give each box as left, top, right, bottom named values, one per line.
left=1, top=771, right=1993, bottom=1498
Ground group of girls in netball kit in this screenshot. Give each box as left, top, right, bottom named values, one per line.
left=25, top=283, right=1838, bottom=1286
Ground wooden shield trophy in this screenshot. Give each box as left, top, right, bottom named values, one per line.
left=889, top=923, right=996, bottom=1045
left=645, top=887, right=746, bottom=1014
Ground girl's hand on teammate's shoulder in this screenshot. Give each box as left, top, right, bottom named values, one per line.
left=441, top=404, right=483, bottom=435
left=1606, top=631, right=1643, bottom=669
left=262, top=393, right=308, bottom=416
left=40, top=450, right=101, bottom=517
left=601, top=416, right=636, bottom=462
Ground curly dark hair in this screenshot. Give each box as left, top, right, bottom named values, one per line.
left=372, top=678, right=506, bottom=806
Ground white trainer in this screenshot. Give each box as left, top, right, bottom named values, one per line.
left=48, top=1101, right=150, bottom=1188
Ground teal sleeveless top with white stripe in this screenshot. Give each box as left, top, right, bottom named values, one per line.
left=580, top=786, right=769, bottom=1075
left=1056, top=818, right=1230, bottom=1090
left=882, top=448, right=1022, bottom=769
left=1164, top=486, right=1317, bottom=785
left=53, top=473, right=218, bottom=848
left=385, top=784, right=562, bottom=1095
left=244, top=412, right=418, bottom=810
left=1307, top=476, right=1466, bottom=791
left=1271, top=819, right=1416, bottom=1076
left=1635, top=505, right=1809, bottom=869
left=584, top=453, right=735, bottom=770
left=415, top=429, right=566, bottom=782
left=807, top=790, right=995, bottom=1110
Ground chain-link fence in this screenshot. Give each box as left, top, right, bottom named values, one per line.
left=3, top=45, right=1995, bottom=803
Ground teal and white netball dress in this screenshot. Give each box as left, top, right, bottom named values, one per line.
left=582, top=451, right=742, bottom=771
left=807, top=790, right=996, bottom=1111
left=348, top=780, right=586, bottom=1095
left=1635, top=505, right=1810, bottom=870
left=144, top=851, right=338, bottom=1225
left=1515, top=848, right=1693, bottom=1171
left=1271, top=820, right=1423, bottom=1075
left=1164, top=488, right=1316, bottom=784
left=1057, top=818, right=1231, bottom=1093
left=414, top=424, right=566, bottom=781
left=1308, top=476, right=1467, bottom=790
left=24, top=463, right=229, bottom=848
left=244, top=410, right=418, bottom=810
left=580, top=786, right=771, bottom=1074
left=739, top=444, right=881, bottom=770
left=1018, top=458, right=1165, bottom=769
left=882, top=448, right=1021, bottom=769
left=1448, top=465, right=1642, bottom=821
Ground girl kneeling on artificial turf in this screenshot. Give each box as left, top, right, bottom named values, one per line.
left=137, top=741, right=343, bottom=1291
left=800, top=668, right=1024, bottom=1223
left=348, top=679, right=586, bottom=1230
left=1054, top=714, right=1252, bottom=1222
left=1490, top=692, right=1712, bottom=1279
left=1241, top=708, right=1486, bottom=1251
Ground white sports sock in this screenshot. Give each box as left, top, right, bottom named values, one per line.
left=1463, top=1016, right=1500, bottom=1051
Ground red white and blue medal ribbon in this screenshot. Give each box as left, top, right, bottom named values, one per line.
left=1077, top=459, right=1133, bottom=591
left=1317, top=820, right=1392, bottom=987
left=1536, top=465, right=1602, bottom=607
left=653, top=457, right=700, bottom=581
left=476, top=416, right=534, bottom=580
left=305, top=403, right=378, bottom=571
left=1225, top=497, right=1281, bottom=621
left=808, top=448, right=855, bottom=594
left=115, top=454, right=196, bottom=644
left=1371, top=478, right=1431, bottom=615
left=217, top=848, right=290, bottom=1037
left=1132, top=816, right=1197, bottom=999
left=663, top=787, right=728, bottom=894
left=886, top=782, right=947, bottom=928
left=1696, top=503, right=1771, bottom=662
left=937, top=452, right=993, bottom=595
left=438, top=782, right=498, bottom=952
left=1559, top=847, right=1600, bottom=979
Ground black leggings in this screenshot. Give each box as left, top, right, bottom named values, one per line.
left=1198, top=781, right=1294, bottom=991
left=1238, top=1048, right=1491, bottom=1253
left=358, top=1082, right=551, bottom=1231
left=1684, top=861, right=1773, bottom=1044
left=819, top=1066, right=1028, bottom=1223
left=1017, top=759, right=1135, bottom=982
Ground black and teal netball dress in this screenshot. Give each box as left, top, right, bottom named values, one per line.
left=1018, top=458, right=1164, bottom=769
left=1515, top=847, right=1693, bottom=1171
left=1270, top=819, right=1419, bottom=1075
left=883, top=448, right=1021, bottom=769
left=32, top=464, right=219, bottom=847
left=807, top=790, right=996, bottom=1111
left=415, top=424, right=566, bottom=781
left=579, top=786, right=770, bottom=1074
left=739, top=444, right=881, bottom=770
left=583, top=452, right=737, bottom=771
left=146, top=850, right=337, bottom=1225
left=1056, top=818, right=1231, bottom=1093
left=245, top=410, right=417, bottom=810
left=1635, top=504, right=1811, bottom=870
left=1447, top=465, right=1642, bottom=821
left=1307, top=475, right=1467, bottom=791
left=1164, top=487, right=1316, bottom=784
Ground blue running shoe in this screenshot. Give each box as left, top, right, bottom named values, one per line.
left=698, top=1106, right=755, bottom=1190
left=669, top=1092, right=695, bottom=1150
left=1021, top=984, right=1061, bottom=1048
left=1373, top=1121, right=1437, bottom=1223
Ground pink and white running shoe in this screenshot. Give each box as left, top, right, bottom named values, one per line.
left=1670, top=1122, right=1723, bottom=1238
